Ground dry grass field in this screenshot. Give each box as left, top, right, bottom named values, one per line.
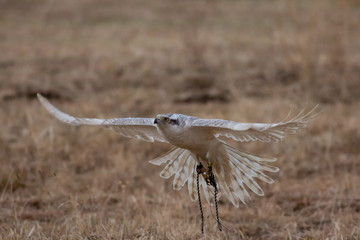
left=1, top=0, right=360, bottom=239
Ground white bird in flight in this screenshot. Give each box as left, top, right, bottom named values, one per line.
left=37, top=93, right=319, bottom=212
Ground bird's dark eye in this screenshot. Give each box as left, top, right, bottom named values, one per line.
left=163, top=117, right=169, bottom=122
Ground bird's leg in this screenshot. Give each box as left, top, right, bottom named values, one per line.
left=196, top=163, right=206, bottom=175
left=196, top=162, right=214, bottom=186
left=204, top=164, right=217, bottom=188
left=198, top=164, right=216, bottom=189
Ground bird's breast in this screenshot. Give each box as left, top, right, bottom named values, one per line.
left=156, top=125, right=215, bottom=154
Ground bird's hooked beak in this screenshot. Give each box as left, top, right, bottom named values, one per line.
left=154, top=118, right=159, bottom=124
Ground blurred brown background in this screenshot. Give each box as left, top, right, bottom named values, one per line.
left=0, top=0, right=359, bottom=239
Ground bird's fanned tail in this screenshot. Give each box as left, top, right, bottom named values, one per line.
left=149, top=144, right=279, bottom=207
left=149, top=148, right=213, bottom=204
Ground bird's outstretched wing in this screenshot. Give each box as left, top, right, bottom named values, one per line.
left=189, top=106, right=321, bottom=142
left=37, top=94, right=167, bottom=143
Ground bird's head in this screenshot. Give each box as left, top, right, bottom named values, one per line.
left=154, top=114, right=183, bottom=130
